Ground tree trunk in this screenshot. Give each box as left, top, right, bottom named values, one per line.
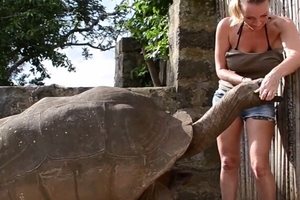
left=141, top=48, right=161, bottom=87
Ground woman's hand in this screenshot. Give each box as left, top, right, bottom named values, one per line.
left=255, top=74, right=280, bottom=101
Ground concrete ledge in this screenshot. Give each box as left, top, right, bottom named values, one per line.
left=0, top=85, right=177, bottom=119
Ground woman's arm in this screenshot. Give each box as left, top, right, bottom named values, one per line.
left=269, top=17, right=300, bottom=78
left=257, top=17, right=300, bottom=100
left=214, top=18, right=248, bottom=85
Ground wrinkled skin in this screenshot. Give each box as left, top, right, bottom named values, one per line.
left=181, top=78, right=283, bottom=159
left=0, top=79, right=282, bottom=200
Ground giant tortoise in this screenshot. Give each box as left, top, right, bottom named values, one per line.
left=0, top=79, right=282, bottom=200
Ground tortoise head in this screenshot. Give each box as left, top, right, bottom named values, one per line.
left=238, top=78, right=284, bottom=105
left=179, top=78, right=284, bottom=159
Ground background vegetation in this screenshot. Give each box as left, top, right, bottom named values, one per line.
left=0, top=0, right=171, bottom=86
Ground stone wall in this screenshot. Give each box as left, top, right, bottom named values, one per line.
left=114, top=37, right=144, bottom=87
left=114, top=38, right=174, bottom=88
left=0, top=85, right=91, bottom=119
left=0, top=85, right=177, bottom=119
left=169, top=0, right=221, bottom=199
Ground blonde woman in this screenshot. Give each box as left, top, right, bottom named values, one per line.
left=213, top=0, right=300, bottom=199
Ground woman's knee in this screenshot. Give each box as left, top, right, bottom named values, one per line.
left=251, top=159, right=271, bottom=179
left=220, top=156, right=240, bottom=171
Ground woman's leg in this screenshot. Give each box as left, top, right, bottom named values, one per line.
left=245, top=105, right=276, bottom=200
left=212, top=88, right=244, bottom=199
left=217, top=117, right=243, bottom=200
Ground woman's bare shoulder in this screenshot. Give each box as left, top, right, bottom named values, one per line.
left=217, top=17, right=239, bottom=32
left=269, top=15, right=298, bottom=31
left=218, top=17, right=232, bottom=28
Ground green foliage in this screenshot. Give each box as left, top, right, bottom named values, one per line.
left=126, top=0, right=172, bottom=60
left=0, top=0, right=128, bottom=85
left=130, top=63, right=153, bottom=87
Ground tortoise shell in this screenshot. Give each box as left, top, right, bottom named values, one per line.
left=0, top=86, right=192, bottom=200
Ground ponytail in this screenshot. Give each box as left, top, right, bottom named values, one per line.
left=228, top=0, right=270, bottom=26
left=228, top=0, right=244, bottom=26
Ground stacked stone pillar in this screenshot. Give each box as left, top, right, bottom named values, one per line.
left=169, top=0, right=221, bottom=199
left=114, top=37, right=144, bottom=87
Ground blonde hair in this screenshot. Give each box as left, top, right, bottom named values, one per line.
left=228, top=0, right=270, bottom=26
left=228, top=0, right=243, bottom=26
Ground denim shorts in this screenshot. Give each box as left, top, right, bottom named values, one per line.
left=212, top=89, right=276, bottom=121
